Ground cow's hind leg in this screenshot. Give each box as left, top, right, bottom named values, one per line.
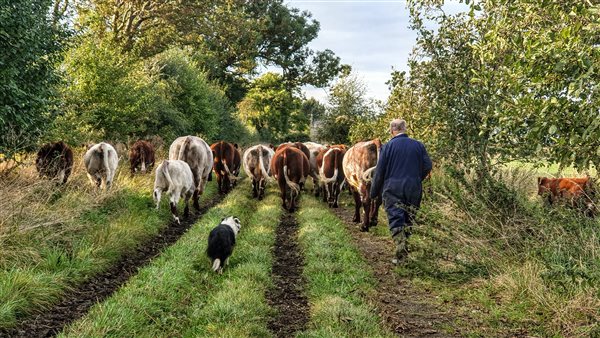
left=361, top=197, right=371, bottom=232
left=351, top=188, right=361, bottom=223
left=192, top=189, right=200, bottom=211
left=183, top=191, right=191, bottom=217
left=369, top=195, right=382, bottom=227
left=170, top=189, right=181, bottom=224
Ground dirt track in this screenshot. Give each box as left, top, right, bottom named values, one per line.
left=331, top=207, right=461, bottom=337
left=266, top=211, right=309, bottom=337
left=0, top=192, right=228, bottom=338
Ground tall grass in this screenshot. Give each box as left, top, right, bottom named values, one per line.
left=0, top=150, right=216, bottom=328
left=60, top=183, right=281, bottom=337
left=401, top=165, right=600, bottom=336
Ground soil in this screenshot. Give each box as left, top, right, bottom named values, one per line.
left=266, top=212, right=310, bottom=338
left=331, top=207, right=463, bottom=338
left=0, top=192, right=228, bottom=338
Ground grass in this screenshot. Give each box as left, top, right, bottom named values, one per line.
left=60, top=182, right=282, bottom=337
left=296, top=195, right=392, bottom=338
left=0, top=151, right=216, bottom=329
left=392, top=165, right=600, bottom=336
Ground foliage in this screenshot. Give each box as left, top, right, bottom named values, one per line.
left=0, top=0, right=68, bottom=160
left=237, top=73, right=308, bottom=143
left=404, top=0, right=600, bottom=172
left=318, top=72, right=379, bottom=144
left=51, top=42, right=231, bottom=144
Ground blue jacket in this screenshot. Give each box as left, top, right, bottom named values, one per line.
left=369, top=134, right=432, bottom=207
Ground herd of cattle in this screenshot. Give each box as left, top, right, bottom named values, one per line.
left=34, top=137, right=597, bottom=226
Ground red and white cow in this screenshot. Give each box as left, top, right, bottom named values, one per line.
left=304, top=141, right=328, bottom=196
left=270, top=146, right=309, bottom=212
left=169, top=136, right=213, bottom=210
left=316, top=146, right=346, bottom=208
left=243, top=144, right=275, bottom=200
left=342, top=139, right=383, bottom=231
left=129, top=140, right=155, bottom=175
left=210, top=141, right=241, bottom=194
left=538, top=176, right=596, bottom=216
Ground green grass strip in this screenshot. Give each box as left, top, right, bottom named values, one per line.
left=0, top=173, right=216, bottom=329
left=60, top=183, right=282, bottom=337
left=296, top=196, right=393, bottom=338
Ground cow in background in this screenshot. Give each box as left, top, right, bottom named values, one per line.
left=271, top=146, right=309, bottom=212
left=35, top=141, right=74, bottom=184
left=342, top=139, right=383, bottom=231
left=84, top=142, right=119, bottom=190
left=316, top=146, right=346, bottom=208
left=153, top=160, right=196, bottom=224
left=129, top=140, right=155, bottom=175
left=243, top=144, right=275, bottom=200
left=538, top=176, right=596, bottom=216
left=169, top=136, right=213, bottom=210
left=210, top=141, right=241, bottom=194
left=304, top=141, right=328, bottom=196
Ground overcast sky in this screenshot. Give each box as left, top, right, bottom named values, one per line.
left=285, top=0, right=467, bottom=103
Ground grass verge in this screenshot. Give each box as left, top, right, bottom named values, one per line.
left=60, top=183, right=282, bottom=337
left=295, top=195, right=392, bottom=338
left=0, top=156, right=216, bottom=329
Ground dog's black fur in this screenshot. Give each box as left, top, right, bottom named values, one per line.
left=207, top=217, right=240, bottom=272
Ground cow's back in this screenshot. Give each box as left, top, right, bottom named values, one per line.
left=343, top=140, right=379, bottom=189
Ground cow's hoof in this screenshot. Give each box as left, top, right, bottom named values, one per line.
left=352, top=217, right=360, bottom=223
left=360, top=225, right=369, bottom=232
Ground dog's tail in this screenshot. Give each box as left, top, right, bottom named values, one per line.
left=212, top=259, right=221, bottom=272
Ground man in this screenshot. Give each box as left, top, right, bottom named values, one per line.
left=370, top=119, right=432, bottom=264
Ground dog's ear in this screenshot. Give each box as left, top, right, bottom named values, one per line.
left=221, top=217, right=226, bottom=222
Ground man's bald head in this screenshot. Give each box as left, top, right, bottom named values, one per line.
left=390, top=119, right=407, bottom=135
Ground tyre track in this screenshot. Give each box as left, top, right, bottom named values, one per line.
left=266, top=210, right=309, bottom=337
left=1, top=187, right=234, bottom=338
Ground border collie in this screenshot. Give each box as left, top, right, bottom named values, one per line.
left=207, top=216, right=241, bottom=274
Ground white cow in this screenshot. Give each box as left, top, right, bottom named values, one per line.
left=169, top=136, right=213, bottom=210
left=83, top=142, right=119, bottom=190
left=304, top=141, right=328, bottom=196
left=243, top=144, right=275, bottom=200
left=153, top=160, right=196, bottom=224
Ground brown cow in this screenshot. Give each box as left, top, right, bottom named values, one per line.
left=270, top=146, right=309, bottom=212
left=129, top=140, right=155, bottom=175
left=538, top=176, right=596, bottom=216
left=342, top=139, right=383, bottom=231
left=276, top=142, right=311, bottom=190
left=210, top=141, right=241, bottom=194
left=35, top=141, right=74, bottom=184
left=316, top=147, right=346, bottom=208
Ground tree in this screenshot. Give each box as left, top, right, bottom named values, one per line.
left=318, top=72, right=378, bottom=144
left=0, top=0, right=68, bottom=160
left=237, top=72, right=306, bottom=142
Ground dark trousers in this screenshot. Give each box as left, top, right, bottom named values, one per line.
left=384, top=199, right=415, bottom=237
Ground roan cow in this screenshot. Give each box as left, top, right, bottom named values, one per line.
left=210, top=141, right=241, bottom=194
left=129, top=140, right=155, bottom=175
left=153, top=160, right=196, bottom=224
left=243, top=144, right=275, bottom=200
left=270, top=146, right=309, bottom=212
left=304, top=141, right=328, bottom=196
left=316, top=146, right=346, bottom=208
left=538, top=176, right=596, bottom=216
left=169, top=136, right=213, bottom=210
left=342, top=139, right=383, bottom=231
left=35, top=141, right=74, bottom=184
left=83, top=142, right=119, bottom=190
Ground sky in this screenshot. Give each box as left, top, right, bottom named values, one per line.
left=284, top=0, right=467, bottom=103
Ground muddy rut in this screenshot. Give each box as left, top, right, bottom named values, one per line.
left=1, top=191, right=230, bottom=338
left=331, top=207, right=461, bottom=337
left=266, top=211, right=309, bottom=337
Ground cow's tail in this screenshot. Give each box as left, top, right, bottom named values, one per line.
left=222, top=160, right=236, bottom=183
left=101, top=143, right=111, bottom=176
left=320, top=149, right=338, bottom=184
left=283, top=151, right=300, bottom=196
left=362, top=166, right=377, bottom=183
left=140, top=146, right=146, bottom=173
left=178, top=136, right=190, bottom=161
left=162, top=160, right=173, bottom=188
left=257, top=145, right=270, bottom=181
left=212, top=259, right=221, bottom=272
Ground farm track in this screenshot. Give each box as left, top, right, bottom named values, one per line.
left=331, top=207, right=460, bottom=337
left=266, top=209, right=310, bottom=337
left=1, top=187, right=234, bottom=338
